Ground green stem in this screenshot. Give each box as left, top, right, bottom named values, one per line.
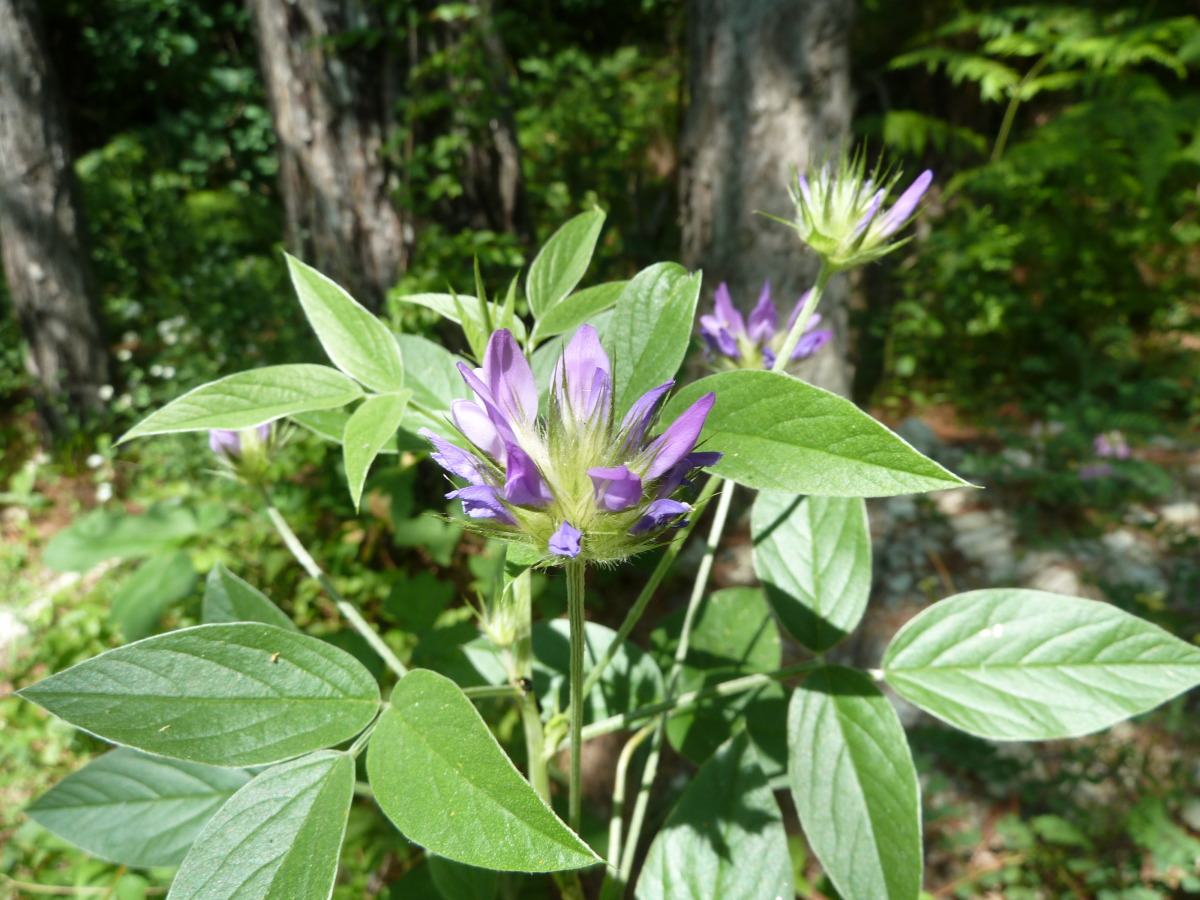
left=463, top=684, right=521, bottom=700
left=580, top=474, right=721, bottom=700
left=605, top=481, right=736, bottom=896
left=992, top=53, right=1050, bottom=163
left=261, top=495, right=408, bottom=680
left=605, top=725, right=653, bottom=883
left=578, top=660, right=820, bottom=744
left=770, top=261, right=834, bottom=374
left=566, top=557, right=587, bottom=833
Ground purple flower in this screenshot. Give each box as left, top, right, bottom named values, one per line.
left=419, top=326, right=722, bottom=563
left=700, top=281, right=833, bottom=370
left=209, top=423, right=271, bottom=459
left=786, top=154, right=933, bottom=270
left=1094, top=431, right=1131, bottom=460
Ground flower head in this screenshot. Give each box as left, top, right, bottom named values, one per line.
left=700, top=281, right=833, bottom=370
left=421, top=327, right=721, bottom=564
left=785, top=154, right=932, bottom=271
left=209, top=424, right=272, bottom=459
left=1094, top=430, right=1131, bottom=460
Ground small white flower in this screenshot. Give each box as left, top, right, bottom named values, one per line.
left=95, top=482, right=114, bottom=503
left=86, top=453, right=105, bottom=469
left=149, top=365, right=163, bottom=377
left=97, top=384, right=114, bottom=401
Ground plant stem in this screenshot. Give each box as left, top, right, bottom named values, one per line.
left=565, top=557, right=587, bottom=833
left=992, top=53, right=1050, bottom=162
left=463, top=684, right=521, bottom=700
left=771, top=261, right=834, bottom=374
left=604, top=481, right=736, bottom=897
left=605, top=725, right=653, bottom=882
left=580, top=474, right=720, bottom=700
left=578, top=660, right=820, bottom=744
left=261, top=493, right=408, bottom=680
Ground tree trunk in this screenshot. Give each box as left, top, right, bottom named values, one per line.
left=0, top=0, right=109, bottom=430
left=247, top=0, right=409, bottom=313
left=246, top=0, right=528, bottom=311
left=680, top=0, right=855, bottom=396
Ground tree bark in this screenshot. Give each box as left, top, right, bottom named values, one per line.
left=247, top=0, right=409, bottom=313
left=680, top=0, right=855, bottom=395
left=246, top=0, right=528, bottom=311
left=0, top=0, right=109, bottom=429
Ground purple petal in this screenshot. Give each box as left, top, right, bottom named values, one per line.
left=480, top=329, right=538, bottom=427
left=587, top=465, right=643, bottom=512
left=630, top=499, right=690, bottom=534
left=619, top=380, right=674, bottom=453
left=256, top=423, right=272, bottom=443
left=699, top=316, right=740, bottom=358
left=792, top=328, right=833, bottom=360
left=548, top=521, right=582, bottom=558
left=503, top=442, right=553, bottom=507
left=746, top=282, right=777, bottom=344
left=642, top=392, right=716, bottom=479
left=796, top=173, right=812, bottom=205
left=877, top=169, right=933, bottom=237
left=447, top=484, right=516, bottom=524
left=657, top=450, right=723, bottom=497
left=451, top=399, right=505, bottom=460
left=552, top=324, right=612, bottom=422
left=209, top=429, right=241, bottom=458
left=419, top=427, right=486, bottom=484
left=853, top=189, right=885, bottom=237
left=713, top=283, right=746, bottom=336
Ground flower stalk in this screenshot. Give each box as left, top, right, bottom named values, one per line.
left=771, top=260, right=835, bottom=374
left=566, top=557, right=587, bottom=833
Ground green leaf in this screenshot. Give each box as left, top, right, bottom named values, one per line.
left=286, top=253, right=405, bottom=393
left=526, top=208, right=606, bottom=317
left=392, top=292, right=528, bottom=342
left=607, top=263, right=702, bottom=417
left=18, top=624, right=380, bottom=766
left=751, top=493, right=871, bottom=652
left=529, top=280, right=627, bottom=345
left=367, top=669, right=600, bottom=872
left=43, top=503, right=219, bottom=572
left=636, top=733, right=793, bottom=900
left=662, top=370, right=969, bottom=495
left=882, top=589, right=1200, bottom=740
left=343, top=391, right=411, bottom=509
left=788, top=666, right=922, bottom=900
left=111, top=551, right=197, bottom=642
left=167, top=751, right=354, bottom=900
left=120, top=365, right=363, bottom=441
left=428, top=856, right=499, bottom=900
left=652, top=587, right=780, bottom=765
left=26, top=748, right=251, bottom=868
left=393, top=333, right=471, bottom=434
left=202, top=563, right=297, bottom=631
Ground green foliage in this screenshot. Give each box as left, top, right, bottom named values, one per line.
left=367, top=670, right=600, bottom=873
left=19, top=624, right=381, bottom=766
left=883, top=588, right=1200, bottom=740
left=752, top=493, right=872, bottom=653
left=788, top=666, right=923, bottom=900
left=636, top=733, right=793, bottom=900
left=665, top=371, right=970, bottom=495
left=866, top=3, right=1200, bottom=421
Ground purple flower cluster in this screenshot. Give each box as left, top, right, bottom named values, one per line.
left=699, top=281, right=833, bottom=370
left=420, top=327, right=720, bottom=562
left=1080, top=430, right=1132, bottom=480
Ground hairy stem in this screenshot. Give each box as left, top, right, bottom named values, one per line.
left=771, top=261, right=834, bottom=374
left=566, top=557, right=588, bottom=833
left=261, top=495, right=408, bottom=679
left=580, top=474, right=721, bottom=700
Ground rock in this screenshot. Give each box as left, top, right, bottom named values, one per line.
left=896, top=417, right=939, bottom=458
